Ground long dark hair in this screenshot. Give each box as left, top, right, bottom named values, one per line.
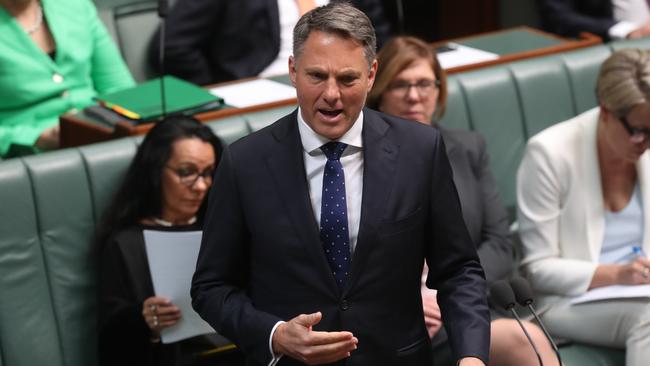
left=94, top=115, right=223, bottom=253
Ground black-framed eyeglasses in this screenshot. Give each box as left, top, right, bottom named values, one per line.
left=166, top=165, right=214, bottom=186
left=388, top=79, right=440, bottom=97
left=619, top=115, right=650, bottom=142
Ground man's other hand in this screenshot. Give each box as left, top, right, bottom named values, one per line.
left=272, top=312, right=358, bottom=365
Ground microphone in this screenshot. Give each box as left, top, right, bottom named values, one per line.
left=490, top=280, right=544, bottom=366
left=157, top=0, right=169, bottom=118
left=510, top=277, right=563, bottom=366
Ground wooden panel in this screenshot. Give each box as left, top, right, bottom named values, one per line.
left=437, top=0, right=499, bottom=39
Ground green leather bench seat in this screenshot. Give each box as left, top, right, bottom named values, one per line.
left=560, top=344, right=626, bottom=366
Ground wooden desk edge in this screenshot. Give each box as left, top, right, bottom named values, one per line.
left=60, top=97, right=297, bottom=147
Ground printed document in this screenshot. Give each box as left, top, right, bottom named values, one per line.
left=143, top=230, right=215, bottom=343
left=570, top=284, right=650, bottom=305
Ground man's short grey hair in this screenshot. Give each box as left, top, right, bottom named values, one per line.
left=293, top=2, right=377, bottom=68
left=596, top=48, right=650, bottom=118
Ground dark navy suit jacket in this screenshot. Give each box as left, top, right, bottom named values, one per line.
left=150, top=0, right=392, bottom=85
left=539, top=0, right=616, bottom=40
left=191, top=109, right=490, bottom=366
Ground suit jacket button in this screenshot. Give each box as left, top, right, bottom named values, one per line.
left=340, top=300, right=349, bottom=311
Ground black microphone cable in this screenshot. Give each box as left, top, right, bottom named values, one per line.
left=158, top=0, right=168, bottom=119
left=490, top=280, right=544, bottom=366
left=510, top=277, right=563, bottom=366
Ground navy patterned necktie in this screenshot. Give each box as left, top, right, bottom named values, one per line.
left=319, top=142, right=351, bottom=289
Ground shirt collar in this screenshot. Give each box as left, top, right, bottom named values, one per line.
left=297, top=107, right=364, bottom=155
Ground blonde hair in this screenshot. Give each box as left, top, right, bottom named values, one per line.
left=367, top=36, right=447, bottom=121
left=596, top=48, right=650, bottom=118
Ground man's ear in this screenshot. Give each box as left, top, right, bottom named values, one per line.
left=289, top=56, right=297, bottom=87
left=367, top=59, right=378, bottom=91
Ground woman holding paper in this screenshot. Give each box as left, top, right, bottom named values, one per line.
left=95, top=116, right=234, bottom=366
left=367, top=36, right=559, bottom=366
left=517, top=49, right=650, bottom=366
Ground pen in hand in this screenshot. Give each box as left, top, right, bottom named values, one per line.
left=632, top=246, right=650, bottom=279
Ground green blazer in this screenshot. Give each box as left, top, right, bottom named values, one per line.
left=0, top=0, right=134, bottom=157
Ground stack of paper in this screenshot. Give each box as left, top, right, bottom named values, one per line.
left=210, top=79, right=296, bottom=108
left=437, top=43, right=499, bottom=70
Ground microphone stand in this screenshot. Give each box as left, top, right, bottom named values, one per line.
left=511, top=277, right=563, bottom=366
left=508, top=307, right=544, bottom=366
left=158, top=0, right=168, bottom=119
left=526, top=302, right=562, bottom=366
left=490, top=280, right=544, bottom=366
left=395, top=0, right=404, bottom=34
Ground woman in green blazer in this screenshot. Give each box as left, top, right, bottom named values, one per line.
left=0, top=0, right=134, bottom=158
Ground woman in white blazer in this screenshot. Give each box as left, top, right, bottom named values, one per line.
left=517, top=49, right=650, bottom=366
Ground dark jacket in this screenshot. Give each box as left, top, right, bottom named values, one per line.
left=191, top=109, right=490, bottom=365
left=149, top=0, right=392, bottom=85
left=539, top=0, right=616, bottom=40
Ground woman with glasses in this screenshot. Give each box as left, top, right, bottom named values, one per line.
left=367, top=36, right=558, bottom=366
left=517, top=49, right=650, bottom=365
left=94, top=116, right=237, bottom=366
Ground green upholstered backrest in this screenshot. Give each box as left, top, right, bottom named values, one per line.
left=243, top=105, right=298, bottom=132
left=204, top=115, right=251, bottom=145
left=561, top=46, right=611, bottom=115
left=447, top=67, right=528, bottom=210
left=560, top=344, right=626, bottom=366
left=0, top=158, right=66, bottom=366
left=96, top=1, right=159, bottom=82
left=438, top=77, right=471, bottom=131
left=510, top=57, right=576, bottom=138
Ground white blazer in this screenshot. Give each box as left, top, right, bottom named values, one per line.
left=517, top=107, right=650, bottom=299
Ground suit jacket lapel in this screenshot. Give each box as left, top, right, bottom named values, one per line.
left=266, top=112, right=339, bottom=293
left=346, top=110, right=399, bottom=294
left=581, top=114, right=605, bottom=261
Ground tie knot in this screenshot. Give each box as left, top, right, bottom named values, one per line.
left=321, top=142, right=348, bottom=161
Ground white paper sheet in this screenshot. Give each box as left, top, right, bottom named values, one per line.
left=437, top=43, right=499, bottom=70
left=570, top=284, right=650, bottom=305
left=209, top=78, right=296, bottom=108
left=143, top=230, right=215, bottom=343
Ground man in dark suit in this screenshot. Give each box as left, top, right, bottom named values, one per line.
left=539, top=0, right=650, bottom=41
left=191, top=3, right=489, bottom=365
left=149, top=0, right=391, bottom=85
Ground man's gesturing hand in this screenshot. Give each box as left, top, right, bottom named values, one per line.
left=272, top=312, right=358, bottom=365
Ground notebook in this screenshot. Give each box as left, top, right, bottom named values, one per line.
left=95, top=76, right=224, bottom=121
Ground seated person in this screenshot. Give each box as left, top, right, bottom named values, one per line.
left=0, top=0, right=134, bottom=158
left=95, top=116, right=239, bottom=366
left=539, top=0, right=650, bottom=40
left=517, top=48, right=650, bottom=366
left=148, top=0, right=391, bottom=85
left=367, top=36, right=558, bottom=366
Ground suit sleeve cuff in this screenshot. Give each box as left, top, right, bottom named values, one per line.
left=268, top=321, right=285, bottom=366
left=609, top=21, right=638, bottom=39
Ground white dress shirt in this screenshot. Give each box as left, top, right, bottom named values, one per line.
left=259, top=0, right=329, bottom=77
left=610, top=0, right=650, bottom=39
left=267, top=108, right=364, bottom=365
